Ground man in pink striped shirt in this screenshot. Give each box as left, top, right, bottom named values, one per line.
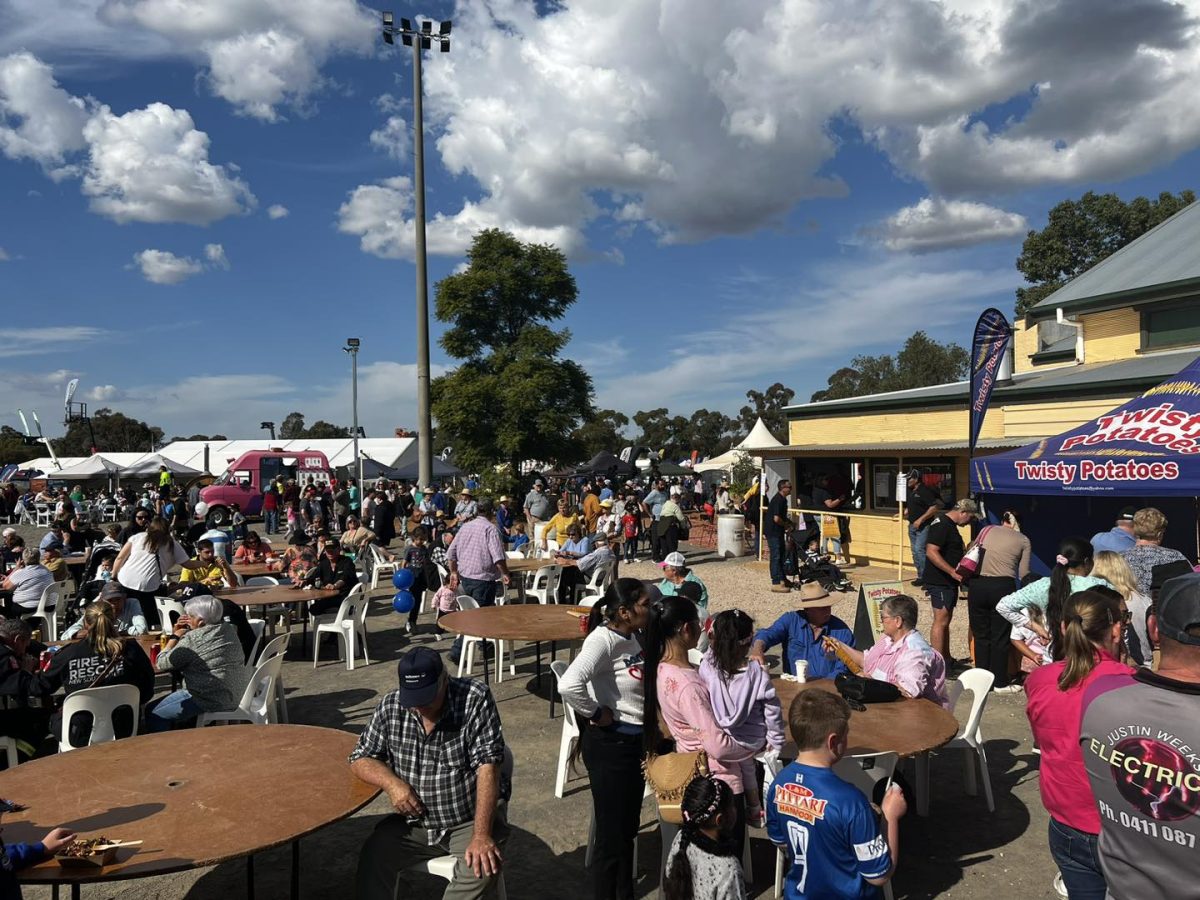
left=829, top=594, right=949, bottom=708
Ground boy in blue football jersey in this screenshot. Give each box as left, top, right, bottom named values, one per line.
left=766, top=690, right=906, bottom=899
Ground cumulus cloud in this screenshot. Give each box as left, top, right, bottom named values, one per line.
left=88, top=384, right=121, bottom=402
left=82, top=102, right=255, bottom=224
left=267, top=204, right=289, bottom=219
left=0, top=51, right=89, bottom=177
left=0, top=248, right=8, bottom=261
left=133, top=242, right=230, bottom=284
left=100, top=0, right=376, bottom=121
left=875, top=197, right=1028, bottom=253
left=369, top=115, right=409, bottom=161
left=132, top=249, right=203, bottom=284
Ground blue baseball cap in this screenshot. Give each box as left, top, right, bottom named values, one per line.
left=396, top=647, right=444, bottom=707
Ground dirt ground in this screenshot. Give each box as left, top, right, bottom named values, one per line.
left=12, top=535, right=1062, bottom=900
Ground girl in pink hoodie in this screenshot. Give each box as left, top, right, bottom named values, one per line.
left=699, top=610, right=785, bottom=825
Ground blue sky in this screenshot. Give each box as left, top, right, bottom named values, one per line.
left=2, top=0, right=1199, bottom=445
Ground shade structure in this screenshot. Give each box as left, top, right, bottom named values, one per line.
left=48, top=455, right=122, bottom=481
left=119, top=454, right=204, bottom=479
left=574, top=451, right=635, bottom=477
left=971, top=353, right=1200, bottom=496
left=360, top=456, right=461, bottom=482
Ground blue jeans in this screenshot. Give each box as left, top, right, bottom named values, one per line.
left=450, top=576, right=500, bottom=660
left=147, top=690, right=204, bottom=732
left=908, top=522, right=928, bottom=579
left=1048, top=818, right=1107, bottom=900
left=265, top=508, right=279, bottom=534
left=767, top=534, right=785, bottom=584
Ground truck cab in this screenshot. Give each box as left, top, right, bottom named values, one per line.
left=198, top=449, right=333, bottom=527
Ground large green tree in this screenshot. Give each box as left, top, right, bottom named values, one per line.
left=570, top=409, right=630, bottom=459
left=632, top=408, right=690, bottom=459
left=431, top=229, right=593, bottom=474
left=279, top=412, right=307, bottom=440
left=0, top=426, right=32, bottom=465
left=1015, top=189, right=1195, bottom=316
left=59, top=408, right=164, bottom=455
left=688, top=409, right=737, bottom=459
left=737, top=382, right=795, bottom=439
left=810, top=332, right=968, bottom=402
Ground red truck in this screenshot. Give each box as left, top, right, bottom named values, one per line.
left=198, top=449, right=334, bottom=526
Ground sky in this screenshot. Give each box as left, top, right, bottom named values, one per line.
left=2, top=0, right=1200, bottom=446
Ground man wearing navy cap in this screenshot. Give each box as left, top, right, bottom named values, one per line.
left=1080, top=573, right=1200, bottom=900
left=350, top=647, right=509, bottom=899
left=1090, top=506, right=1138, bottom=554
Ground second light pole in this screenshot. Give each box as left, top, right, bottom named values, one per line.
left=344, top=338, right=363, bottom=491
left=382, top=12, right=450, bottom=492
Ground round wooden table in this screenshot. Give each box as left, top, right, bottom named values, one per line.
left=216, top=585, right=337, bottom=610
left=772, top=678, right=959, bottom=758
left=5, top=725, right=377, bottom=899
left=504, top=557, right=553, bottom=574
left=441, top=604, right=590, bottom=716
left=232, top=561, right=276, bottom=578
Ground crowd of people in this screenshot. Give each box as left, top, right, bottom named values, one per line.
left=1, top=462, right=1199, bottom=900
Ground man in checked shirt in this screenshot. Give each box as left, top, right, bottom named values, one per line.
left=350, top=646, right=509, bottom=899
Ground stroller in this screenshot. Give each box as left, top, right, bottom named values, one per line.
left=784, top=528, right=853, bottom=592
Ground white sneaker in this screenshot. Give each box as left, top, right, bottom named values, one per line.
left=1053, top=873, right=1068, bottom=897
left=992, top=684, right=1023, bottom=694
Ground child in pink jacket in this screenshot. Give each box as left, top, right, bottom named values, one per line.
left=699, top=610, right=785, bottom=825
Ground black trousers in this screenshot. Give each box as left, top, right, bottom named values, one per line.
left=967, top=576, right=1017, bottom=688
left=581, top=725, right=645, bottom=900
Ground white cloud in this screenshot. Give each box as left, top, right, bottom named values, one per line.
left=132, top=249, right=203, bottom=284
left=0, top=247, right=8, bottom=261
left=88, top=384, right=120, bottom=402
left=133, top=242, right=230, bottom=283
left=369, top=115, right=410, bottom=161
left=594, top=254, right=1018, bottom=414
left=267, top=204, right=289, bottom=219
left=0, top=51, right=89, bottom=177
left=875, top=197, right=1028, bottom=253
left=204, top=243, right=229, bottom=269
left=82, top=101, right=255, bottom=225
left=99, top=0, right=376, bottom=121
left=0, top=327, right=105, bottom=358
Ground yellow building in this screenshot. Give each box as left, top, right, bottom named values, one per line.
left=756, top=200, right=1200, bottom=571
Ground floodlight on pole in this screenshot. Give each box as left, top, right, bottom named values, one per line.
left=260, top=421, right=276, bottom=441
left=379, top=12, right=450, bottom=492
left=344, top=339, right=363, bottom=490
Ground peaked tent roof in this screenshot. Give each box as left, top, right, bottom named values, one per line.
left=1031, top=200, right=1200, bottom=317
left=120, top=454, right=204, bottom=478
left=971, top=353, right=1200, bottom=496
left=737, top=417, right=783, bottom=449
left=51, top=455, right=122, bottom=481
left=575, top=451, right=635, bottom=476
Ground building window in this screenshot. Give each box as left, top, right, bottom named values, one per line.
left=870, top=459, right=956, bottom=511
left=1143, top=304, right=1200, bottom=351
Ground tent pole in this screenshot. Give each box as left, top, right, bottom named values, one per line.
left=897, top=457, right=904, bottom=581
left=757, top=464, right=766, bottom=563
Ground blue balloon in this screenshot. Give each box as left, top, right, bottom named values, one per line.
left=392, top=569, right=415, bottom=590
left=392, top=590, right=415, bottom=615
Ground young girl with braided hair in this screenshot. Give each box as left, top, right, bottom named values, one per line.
left=699, top=610, right=785, bottom=826
left=663, top=774, right=747, bottom=900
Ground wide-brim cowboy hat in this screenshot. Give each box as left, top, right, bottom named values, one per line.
left=793, top=582, right=833, bottom=608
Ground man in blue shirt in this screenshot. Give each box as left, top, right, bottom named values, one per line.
left=641, top=480, right=668, bottom=520
left=749, top=583, right=854, bottom=678
left=598, top=479, right=613, bottom=502
left=767, top=689, right=905, bottom=899
left=1090, top=506, right=1137, bottom=554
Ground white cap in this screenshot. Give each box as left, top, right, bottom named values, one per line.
left=669, top=485, right=681, bottom=495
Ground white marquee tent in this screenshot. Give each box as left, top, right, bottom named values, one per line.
left=693, top=418, right=784, bottom=474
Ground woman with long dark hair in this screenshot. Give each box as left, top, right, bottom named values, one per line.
left=966, top=509, right=1031, bottom=692
left=997, top=537, right=1108, bottom=660
left=663, top=774, right=747, bottom=900
left=1025, top=588, right=1130, bottom=899
left=644, top=595, right=756, bottom=860
left=558, top=578, right=652, bottom=900
left=111, top=515, right=197, bottom=607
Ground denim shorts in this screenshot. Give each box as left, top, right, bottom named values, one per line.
left=926, top=583, right=959, bottom=611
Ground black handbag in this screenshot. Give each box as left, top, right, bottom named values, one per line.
left=835, top=672, right=902, bottom=704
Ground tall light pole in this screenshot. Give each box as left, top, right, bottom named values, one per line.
left=381, top=12, right=450, bottom=491
left=344, top=338, right=363, bottom=489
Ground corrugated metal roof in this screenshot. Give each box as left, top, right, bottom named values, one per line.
left=744, top=437, right=1038, bottom=456
left=1032, top=200, right=1200, bottom=311
left=783, top=348, right=1200, bottom=415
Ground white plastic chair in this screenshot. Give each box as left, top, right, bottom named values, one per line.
left=525, top=564, right=561, bottom=605
left=577, top=561, right=614, bottom=606
left=0, top=736, right=17, bottom=768
left=155, top=596, right=187, bottom=633
left=369, top=544, right=398, bottom=592
left=454, top=594, right=512, bottom=682
left=311, top=584, right=369, bottom=670
left=834, top=752, right=899, bottom=900
left=687, top=647, right=704, bottom=666
left=505, top=550, right=525, bottom=560
left=245, top=576, right=288, bottom=632
left=58, top=684, right=141, bottom=752
left=246, top=618, right=266, bottom=665
left=196, top=652, right=285, bottom=727
left=915, top=667, right=995, bottom=815
left=550, top=661, right=580, bottom=798
left=35, top=505, right=51, bottom=527
left=21, top=583, right=60, bottom=642
left=258, top=632, right=291, bottom=723
left=425, top=747, right=512, bottom=899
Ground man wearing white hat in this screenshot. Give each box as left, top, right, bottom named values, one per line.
left=749, top=583, right=855, bottom=679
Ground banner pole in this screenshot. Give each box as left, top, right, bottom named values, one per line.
left=757, top=465, right=766, bottom=562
